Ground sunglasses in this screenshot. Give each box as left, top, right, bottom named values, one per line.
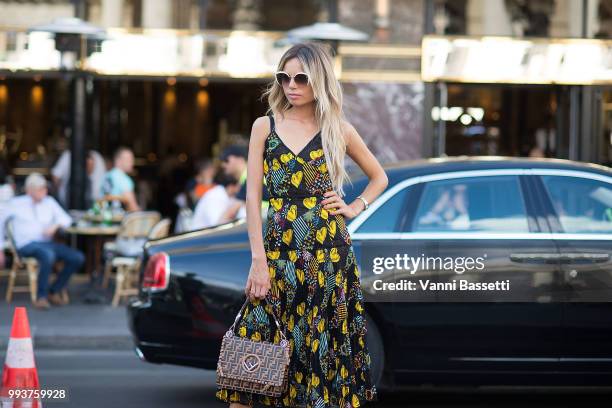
left=275, top=71, right=310, bottom=87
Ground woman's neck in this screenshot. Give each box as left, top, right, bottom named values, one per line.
left=286, top=103, right=316, bottom=122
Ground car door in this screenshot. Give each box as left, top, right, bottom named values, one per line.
left=348, top=179, right=425, bottom=381
left=389, top=170, right=564, bottom=382
left=536, top=171, right=612, bottom=377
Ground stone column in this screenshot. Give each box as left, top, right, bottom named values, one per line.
left=101, top=0, right=124, bottom=28
left=173, top=0, right=192, bottom=29
left=232, top=0, right=262, bottom=30
left=467, top=0, right=513, bottom=36
left=555, top=0, right=599, bottom=37
left=142, top=0, right=173, bottom=29
left=587, top=0, right=600, bottom=37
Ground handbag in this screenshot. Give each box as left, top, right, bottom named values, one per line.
left=216, top=295, right=291, bottom=397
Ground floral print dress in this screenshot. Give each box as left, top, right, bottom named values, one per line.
left=215, top=114, right=378, bottom=408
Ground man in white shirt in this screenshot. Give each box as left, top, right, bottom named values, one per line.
left=51, top=149, right=106, bottom=209
left=0, top=173, right=85, bottom=309
left=191, top=173, right=241, bottom=230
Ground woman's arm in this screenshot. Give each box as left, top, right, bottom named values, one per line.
left=323, top=121, right=389, bottom=219
left=243, top=116, right=272, bottom=300
left=245, top=116, right=268, bottom=258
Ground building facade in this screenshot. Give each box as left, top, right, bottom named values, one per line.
left=1, top=0, right=611, bottom=214
left=0, top=0, right=423, bottom=214
left=423, top=0, right=612, bottom=166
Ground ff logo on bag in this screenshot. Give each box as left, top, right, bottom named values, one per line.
left=241, top=354, right=261, bottom=372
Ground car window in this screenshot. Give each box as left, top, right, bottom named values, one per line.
left=540, top=175, right=612, bottom=234
left=413, top=175, right=529, bottom=232
left=355, top=187, right=410, bottom=233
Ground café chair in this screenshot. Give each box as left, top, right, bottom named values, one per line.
left=4, top=218, right=38, bottom=303
left=102, top=211, right=161, bottom=289
left=111, top=218, right=172, bottom=306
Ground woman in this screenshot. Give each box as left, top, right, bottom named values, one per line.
left=216, top=42, right=388, bottom=408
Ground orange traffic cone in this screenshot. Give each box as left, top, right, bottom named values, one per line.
left=1, top=307, right=42, bottom=408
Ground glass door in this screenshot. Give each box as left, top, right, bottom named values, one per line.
left=598, top=88, right=612, bottom=167
left=432, top=84, right=560, bottom=159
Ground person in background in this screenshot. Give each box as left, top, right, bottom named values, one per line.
left=186, top=158, right=216, bottom=208
left=173, top=158, right=217, bottom=232
left=0, top=173, right=85, bottom=310
left=51, top=149, right=106, bottom=209
left=0, top=161, right=15, bottom=270
left=219, top=145, right=270, bottom=221
left=528, top=145, right=546, bottom=158
left=84, top=153, right=97, bottom=209
left=418, top=183, right=470, bottom=230
left=191, top=173, right=241, bottom=230
left=220, top=145, right=248, bottom=188
left=0, top=160, right=15, bottom=211
left=101, top=147, right=140, bottom=212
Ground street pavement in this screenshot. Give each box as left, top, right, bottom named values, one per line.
left=1, top=276, right=612, bottom=407
left=0, top=349, right=608, bottom=408
left=0, top=276, right=132, bottom=350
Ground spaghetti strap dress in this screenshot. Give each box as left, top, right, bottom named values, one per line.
left=215, top=113, right=378, bottom=408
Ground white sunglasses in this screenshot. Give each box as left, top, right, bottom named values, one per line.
left=274, top=71, right=310, bottom=86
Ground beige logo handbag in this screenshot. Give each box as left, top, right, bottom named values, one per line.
left=216, top=296, right=291, bottom=397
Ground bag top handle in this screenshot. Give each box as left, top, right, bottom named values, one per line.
left=228, top=294, right=287, bottom=342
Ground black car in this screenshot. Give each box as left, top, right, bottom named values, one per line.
left=128, top=156, right=612, bottom=388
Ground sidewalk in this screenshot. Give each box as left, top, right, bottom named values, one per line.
left=0, top=275, right=133, bottom=350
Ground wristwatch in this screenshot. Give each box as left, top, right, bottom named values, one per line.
left=356, top=195, right=369, bottom=211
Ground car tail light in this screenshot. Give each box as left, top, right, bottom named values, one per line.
left=142, top=252, right=170, bottom=291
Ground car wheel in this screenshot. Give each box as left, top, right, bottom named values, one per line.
left=365, top=313, right=384, bottom=387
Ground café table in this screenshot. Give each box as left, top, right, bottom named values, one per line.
left=65, top=223, right=121, bottom=284
left=82, top=212, right=125, bottom=224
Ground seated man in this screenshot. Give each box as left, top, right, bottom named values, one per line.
left=0, top=173, right=85, bottom=309
left=101, top=147, right=140, bottom=212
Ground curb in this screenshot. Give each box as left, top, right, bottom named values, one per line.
left=0, top=335, right=133, bottom=350
left=0, top=303, right=133, bottom=351
left=38, top=335, right=133, bottom=350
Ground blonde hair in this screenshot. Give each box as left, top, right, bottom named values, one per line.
left=262, top=42, right=351, bottom=197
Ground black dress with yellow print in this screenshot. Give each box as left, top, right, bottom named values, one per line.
left=215, top=114, right=378, bottom=408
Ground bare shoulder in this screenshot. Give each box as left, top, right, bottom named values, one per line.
left=340, top=119, right=359, bottom=146
left=251, top=115, right=272, bottom=143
